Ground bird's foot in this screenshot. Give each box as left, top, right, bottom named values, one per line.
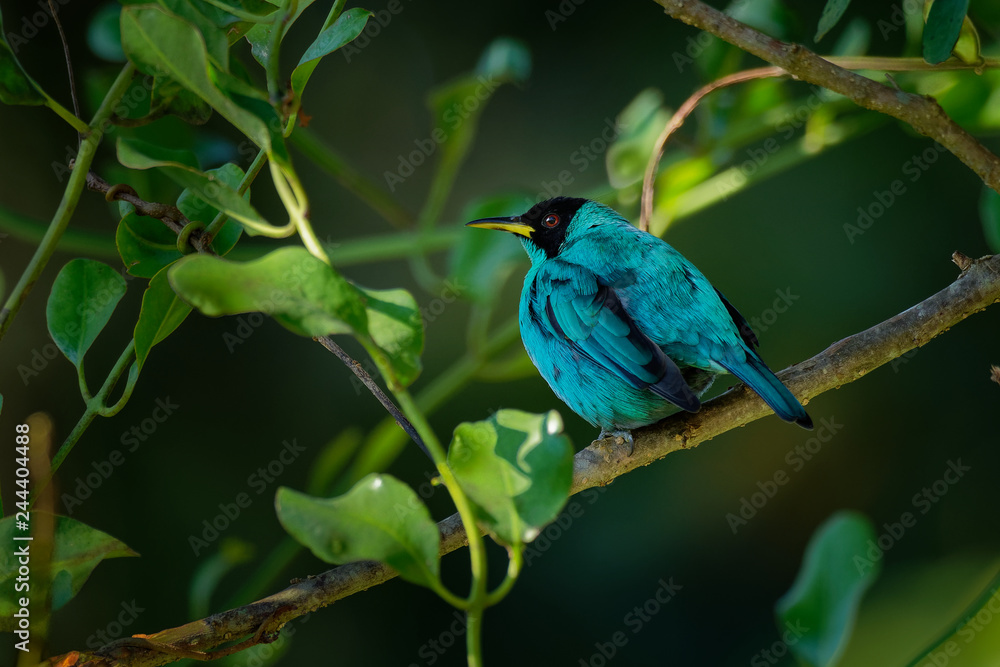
left=595, top=429, right=635, bottom=460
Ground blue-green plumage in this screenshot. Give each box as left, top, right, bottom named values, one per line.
left=466, top=197, right=812, bottom=435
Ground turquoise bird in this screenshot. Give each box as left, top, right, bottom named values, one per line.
left=466, top=197, right=812, bottom=445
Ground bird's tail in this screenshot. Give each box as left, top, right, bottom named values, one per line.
left=720, top=350, right=813, bottom=429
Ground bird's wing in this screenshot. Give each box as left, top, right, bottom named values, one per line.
left=713, top=287, right=759, bottom=350
left=538, top=267, right=700, bottom=413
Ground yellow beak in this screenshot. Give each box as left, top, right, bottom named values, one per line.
left=465, top=216, right=533, bottom=238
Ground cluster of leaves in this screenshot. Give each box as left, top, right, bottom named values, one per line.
left=0, top=0, right=998, bottom=665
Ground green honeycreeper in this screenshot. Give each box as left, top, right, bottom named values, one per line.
left=466, top=197, right=812, bottom=445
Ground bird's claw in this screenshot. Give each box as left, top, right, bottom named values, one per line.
left=595, top=429, right=635, bottom=460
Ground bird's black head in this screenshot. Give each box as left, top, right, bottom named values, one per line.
left=465, top=196, right=588, bottom=259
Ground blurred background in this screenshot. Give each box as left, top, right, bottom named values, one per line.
left=1, top=0, right=999, bottom=665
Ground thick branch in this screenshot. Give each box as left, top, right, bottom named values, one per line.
left=652, top=0, right=1000, bottom=194
left=54, top=252, right=1000, bottom=667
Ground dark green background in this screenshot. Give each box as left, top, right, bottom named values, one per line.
left=1, top=0, right=998, bottom=665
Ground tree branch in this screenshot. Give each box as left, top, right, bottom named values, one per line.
left=652, top=0, right=1000, bottom=194
left=50, top=252, right=1000, bottom=667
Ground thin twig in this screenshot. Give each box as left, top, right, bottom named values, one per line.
left=47, top=0, right=81, bottom=141
left=315, top=336, right=433, bottom=460
left=45, top=252, right=1000, bottom=667
left=640, top=66, right=785, bottom=232
left=652, top=0, right=1000, bottom=193
left=84, top=172, right=214, bottom=254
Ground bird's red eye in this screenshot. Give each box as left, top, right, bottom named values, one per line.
left=543, top=214, right=560, bottom=228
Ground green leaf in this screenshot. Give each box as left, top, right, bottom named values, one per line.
left=448, top=410, right=573, bottom=546
left=475, top=36, right=531, bottom=85
left=951, top=16, right=982, bottom=66
left=979, top=186, right=1000, bottom=254
left=88, top=4, right=127, bottom=62
left=0, top=8, right=48, bottom=105
left=606, top=88, right=669, bottom=189
left=0, top=514, right=137, bottom=627
left=776, top=511, right=880, bottom=667
left=450, top=194, right=528, bottom=304
left=288, top=8, right=372, bottom=120
left=168, top=247, right=368, bottom=338
left=46, top=259, right=128, bottom=367
left=117, top=212, right=184, bottom=278
left=134, top=266, right=193, bottom=371
left=360, top=286, right=424, bottom=390
left=245, top=0, right=318, bottom=68
left=151, top=75, right=214, bottom=125
left=276, top=474, right=440, bottom=588
left=158, top=0, right=230, bottom=70
left=176, top=162, right=247, bottom=255
left=923, top=0, right=970, bottom=65
left=306, top=428, right=364, bottom=496
left=120, top=5, right=272, bottom=151
left=815, top=0, right=852, bottom=42
left=118, top=138, right=268, bottom=233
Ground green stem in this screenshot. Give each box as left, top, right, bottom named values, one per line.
left=826, top=55, right=1000, bottom=71
left=466, top=606, right=484, bottom=667
left=203, top=148, right=270, bottom=245
left=289, top=128, right=415, bottom=229
left=265, top=0, right=297, bottom=103
left=393, top=390, right=490, bottom=611
left=905, top=567, right=1000, bottom=667
left=43, top=95, right=89, bottom=134
left=49, top=340, right=137, bottom=482
left=321, top=0, right=347, bottom=30
left=218, top=317, right=522, bottom=610
left=0, top=62, right=136, bottom=342
left=485, top=543, right=523, bottom=606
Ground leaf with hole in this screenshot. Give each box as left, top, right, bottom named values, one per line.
left=168, top=246, right=368, bottom=338
left=134, top=266, right=193, bottom=371
left=46, top=259, right=128, bottom=367
left=448, top=410, right=573, bottom=546
left=0, top=514, right=137, bottom=629
left=776, top=511, right=880, bottom=667
left=276, top=474, right=440, bottom=588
